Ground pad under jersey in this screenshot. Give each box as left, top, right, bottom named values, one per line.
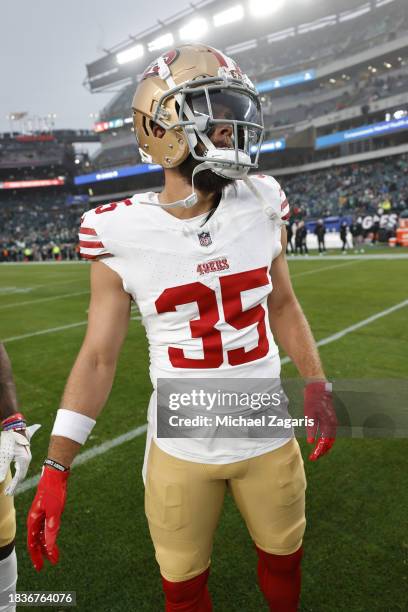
left=79, top=174, right=292, bottom=466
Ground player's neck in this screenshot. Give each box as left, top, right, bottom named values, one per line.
left=158, top=177, right=218, bottom=220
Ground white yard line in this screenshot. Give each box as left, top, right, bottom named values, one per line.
left=0, top=261, right=86, bottom=266
left=16, top=424, right=148, bottom=495
left=0, top=291, right=90, bottom=310
left=280, top=298, right=408, bottom=364
left=288, top=254, right=408, bottom=260
left=0, top=278, right=88, bottom=296
left=2, top=315, right=142, bottom=343
left=290, top=260, right=358, bottom=278
left=14, top=297, right=408, bottom=495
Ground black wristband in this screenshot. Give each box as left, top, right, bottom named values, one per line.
left=44, top=458, right=69, bottom=472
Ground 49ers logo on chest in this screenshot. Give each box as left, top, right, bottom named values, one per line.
left=142, top=49, right=179, bottom=79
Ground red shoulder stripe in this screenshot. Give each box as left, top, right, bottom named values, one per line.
left=281, top=199, right=289, bottom=211
left=80, top=227, right=97, bottom=236
left=80, top=252, right=112, bottom=260
left=79, top=240, right=104, bottom=249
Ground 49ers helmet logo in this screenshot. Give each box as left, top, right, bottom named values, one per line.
left=142, top=49, right=179, bottom=79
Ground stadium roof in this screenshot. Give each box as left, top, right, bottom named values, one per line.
left=85, top=0, right=379, bottom=91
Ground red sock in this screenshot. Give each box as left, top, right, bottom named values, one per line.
left=161, top=568, right=212, bottom=612
left=256, top=545, right=303, bottom=612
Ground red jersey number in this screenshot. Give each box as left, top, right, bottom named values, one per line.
left=155, top=267, right=270, bottom=368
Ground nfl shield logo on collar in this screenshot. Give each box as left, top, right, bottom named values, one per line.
left=198, top=231, right=212, bottom=247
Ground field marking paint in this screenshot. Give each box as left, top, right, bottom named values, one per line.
left=1, top=314, right=142, bottom=343
left=0, top=278, right=88, bottom=297
left=291, top=260, right=358, bottom=278
left=14, top=297, right=408, bottom=495
left=281, top=297, right=408, bottom=364
left=16, top=424, right=148, bottom=495
left=0, top=291, right=90, bottom=310
left=0, top=261, right=87, bottom=266
left=288, top=254, right=408, bottom=260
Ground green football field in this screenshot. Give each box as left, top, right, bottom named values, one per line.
left=1, top=255, right=407, bottom=612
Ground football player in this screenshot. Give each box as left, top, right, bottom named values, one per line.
left=0, top=344, right=39, bottom=612
left=27, top=45, right=337, bottom=611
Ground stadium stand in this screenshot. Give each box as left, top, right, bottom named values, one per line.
left=281, top=152, right=408, bottom=218
left=1, top=153, right=407, bottom=260
left=1, top=0, right=408, bottom=258
left=237, top=0, right=408, bottom=80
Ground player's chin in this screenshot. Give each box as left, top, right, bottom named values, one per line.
left=178, top=153, right=235, bottom=193
left=195, top=168, right=235, bottom=193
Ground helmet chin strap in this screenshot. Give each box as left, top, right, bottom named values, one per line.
left=243, top=175, right=283, bottom=225
left=139, top=161, right=215, bottom=209
left=139, top=165, right=283, bottom=223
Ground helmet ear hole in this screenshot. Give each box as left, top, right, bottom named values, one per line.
left=142, top=116, right=150, bottom=136
left=150, top=120, right=166, bottom=139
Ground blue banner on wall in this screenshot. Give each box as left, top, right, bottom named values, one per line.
left=316, top=117, right=408, bottom=149
left=256, top=69, right=316, bottom=93
left=74, top=163, right=162, bottom=185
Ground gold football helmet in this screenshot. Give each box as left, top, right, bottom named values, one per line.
left=132, top=44, right=264, bottom=178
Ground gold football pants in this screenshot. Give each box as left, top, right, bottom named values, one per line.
left=145, top=438, right=306, bottom=582
left=0, top=471, right=16, bottom=548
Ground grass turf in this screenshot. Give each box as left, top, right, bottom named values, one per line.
left=1, top=257, right=407, bottom=611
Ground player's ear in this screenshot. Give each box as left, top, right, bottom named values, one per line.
left=151, top=122, right=166, bottom=139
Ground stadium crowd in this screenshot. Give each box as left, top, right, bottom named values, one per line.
left=0, top=155, right=407, bottom=261
left=0, top=194, right=82, bottom=262
left=281, top=153, right=408, bottom=218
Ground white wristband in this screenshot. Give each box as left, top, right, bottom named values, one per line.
left=51, top=408, right=96, bottom=445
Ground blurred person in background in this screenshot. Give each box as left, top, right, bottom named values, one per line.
left=340, top=221, right=349, bottom=253
left=286, top=221, right=294, bottom=255
left=314, top=219, right=326, bottom=255
left=371, top=213, right=380, bottom=244
left=355, top=217, right=364, bottom=253
left=295, top=221, right=308, bottom=255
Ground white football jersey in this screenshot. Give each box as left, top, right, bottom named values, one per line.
left=79, top=175, right=292, bottom=471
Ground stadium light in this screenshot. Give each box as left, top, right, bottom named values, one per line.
left=249, top=0, right=284, bottom=17
left=116, top=44, right=144, bottom=65
left=213, top=5, right=244, bottom=27
left=148, top=33, right=174, bottom=52
left=179, top=18, right=208, bottom=41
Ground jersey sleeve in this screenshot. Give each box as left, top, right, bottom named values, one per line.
left=279, top=184, right=290, bottom=222
left=252, top=174, right=291, bottom=222
left=78, top=210, right=112, bottom=260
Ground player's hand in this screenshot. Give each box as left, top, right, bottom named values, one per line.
left=0, top=424, right=41, bottom=495
left=27, top=465, right=70, bottom=571
left=304, top=381, right=337, bottom=461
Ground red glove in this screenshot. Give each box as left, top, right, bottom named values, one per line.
left=304, top=381, right=337, bottom=461
left=27, top=465, right=70, bottom=571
